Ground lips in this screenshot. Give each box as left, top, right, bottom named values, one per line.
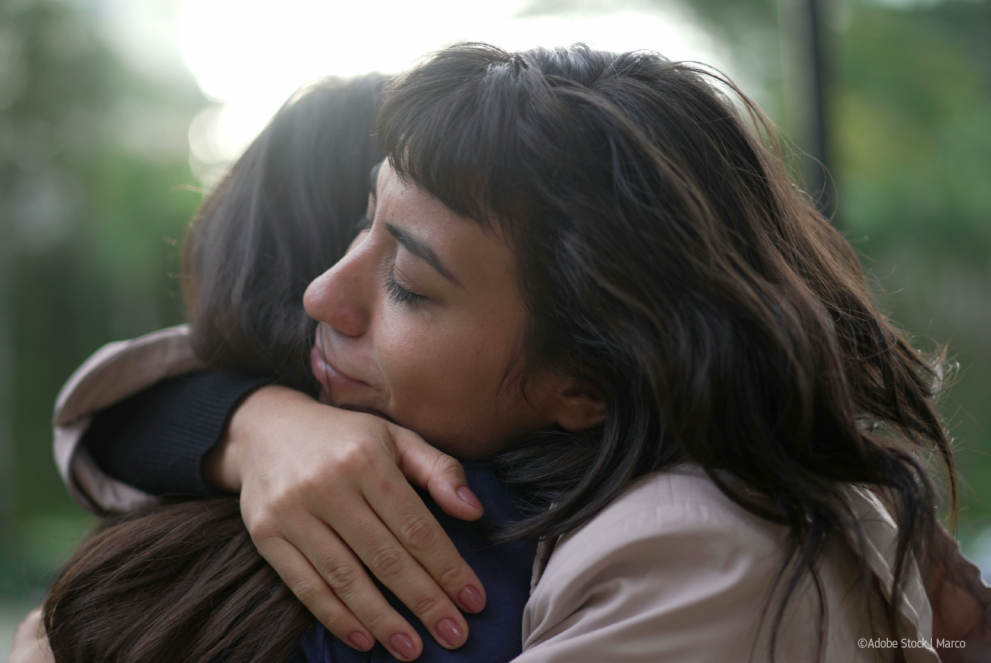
left=309, top=344, right=396, bottom=422
left=310, top=343, right=368, bottom=392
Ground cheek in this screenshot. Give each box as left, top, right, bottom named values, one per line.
left=377, top=310, right=519, bottom=431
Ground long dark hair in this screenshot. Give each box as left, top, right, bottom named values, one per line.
left=43, top=75, right=385, bottom=663
left=378, top=43, right=956, bottom=658
left=185, top=74, right=385, bottom=391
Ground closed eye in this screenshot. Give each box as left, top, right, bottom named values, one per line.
left=386, top=276, right=426, bottom=307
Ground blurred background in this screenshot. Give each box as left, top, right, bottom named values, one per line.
left=1, top=0, right=989, bottom=650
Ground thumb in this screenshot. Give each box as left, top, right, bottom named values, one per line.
left=389, top=425, right=484, bottom=521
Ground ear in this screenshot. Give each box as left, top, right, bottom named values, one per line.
left=551, top=379, right=607, bottom=432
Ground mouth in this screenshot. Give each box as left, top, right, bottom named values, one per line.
left=309, top=345, right=395, bottom=422
left=310, top=343, right=369, bottom=392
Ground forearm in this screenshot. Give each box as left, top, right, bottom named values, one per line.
left=83, top=371, right=272, bottom=496
left=202, top=384, right=312, bottom=492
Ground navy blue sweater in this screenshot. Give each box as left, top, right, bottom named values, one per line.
left=82, top=371, right=538, bottom=662
left=294, top=462, right=536, bottom=663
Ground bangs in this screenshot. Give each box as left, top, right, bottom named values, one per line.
left=376, top=44, right=529, bottom=226
left=376, top=43, right=630, bottom=230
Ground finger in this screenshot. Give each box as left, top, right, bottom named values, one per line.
left=359, top=458, right=487, bottom=616
left=275, top=515, right=427, bottom=660
left=254, top=534, right=407, bottom=658
left=332, top=498, right=475, bottom=651
left=391, top=424, right=484, bottom=521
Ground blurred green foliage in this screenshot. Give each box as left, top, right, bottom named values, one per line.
left=831, top=1, right=991, bottom=536
left=0, top=0, right=205, bottom=596
left=0, top=0, right=989, bottom=602
left=685, top=0, right=991, bottom=534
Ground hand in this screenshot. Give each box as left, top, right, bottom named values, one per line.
left=204, top=386, right=487, bottom=661
left=7, top=608, right=53, bottom=663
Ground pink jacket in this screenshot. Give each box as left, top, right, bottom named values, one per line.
left=55, top=327, right=989, bottom=662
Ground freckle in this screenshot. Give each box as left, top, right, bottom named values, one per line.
left=381, top=481, right=392, bottom=494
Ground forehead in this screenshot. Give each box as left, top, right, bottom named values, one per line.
left=376, top=162, right=517, bottom=290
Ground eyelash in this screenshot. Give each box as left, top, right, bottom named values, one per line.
left=355, top=214, right=425, bottom=307
left=387, top=276, right=426, bottom=307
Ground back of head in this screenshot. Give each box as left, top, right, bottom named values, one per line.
left=379, top=43, right=955, bottom=655
left=44, top=75, right=386, bottom=663
left=45, top=499, right=312, bottom=663
left=186, top=74, right=384, bottom=390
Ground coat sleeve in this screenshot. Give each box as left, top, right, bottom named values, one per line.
left=82, top=370, right=272, bottom=497
left=53, top=325, right=205, bottom=513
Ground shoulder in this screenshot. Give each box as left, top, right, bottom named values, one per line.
left=518, top=468, right=939, bottom=663
left=531, top=466, right=784, bottom=587
left=520, top=467, right=787, bottom=661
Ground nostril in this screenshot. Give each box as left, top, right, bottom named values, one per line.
left=326, top=304, right=367, bottom=337
left=303, top=262, right=371, bottom=337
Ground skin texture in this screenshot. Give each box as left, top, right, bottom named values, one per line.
left=304, top=161, right=581, bottom=459
left=24, top=158, right=609, bottom=662
left=204, top=161, right=605, bottom=660
left=214, top=386, right=488, bottom=661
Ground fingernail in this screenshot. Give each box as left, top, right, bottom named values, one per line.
left=347, top=631, right=372, bottom=651
left=458, top=584, right=485, bottom=613
left=456, top=486, right=483, bottom=511
left=436, top=618, right=465, bottom=648
left=389, top=633, right=417, bottom=660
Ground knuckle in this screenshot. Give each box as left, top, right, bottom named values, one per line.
left=290, top=583, right=352, bottom=634
left=341, top=440, right=377, bottom=469
left=259, top=493, right=306, bottom=526
left=434, top=454, right=463, bottom=479
left=435, top=560, right=465, bottom=590
left=318, top=609, right=351, bottom=634
left=361, top=609, right=397, bottom=635
left=398, top=514, right=436, bottom=550
left=409, top=591, right=444, bottom=618
left=247, top=516, right=280, bottom=545
left=291, top=577, right=318, bottom=603
left=324, top=563, right=361, bottom=596
left=370, top=545, right=406, bottom=580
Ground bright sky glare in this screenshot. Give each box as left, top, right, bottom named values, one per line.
left=178, top=0, right=730, bottom=171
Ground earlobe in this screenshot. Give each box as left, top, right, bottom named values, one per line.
left=555, top=382, right=607, bottom=432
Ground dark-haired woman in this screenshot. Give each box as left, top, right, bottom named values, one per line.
left=34, top=72, right=540, bottom=663
left=37, top=44, right=991, bottom=663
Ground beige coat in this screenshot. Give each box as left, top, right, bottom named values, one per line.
left=55, top=326, right=979, bottom=662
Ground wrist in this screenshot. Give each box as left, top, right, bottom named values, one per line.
left=204, top=385, right=317, bottom=492
left=204, top=417, right=244, bottom=493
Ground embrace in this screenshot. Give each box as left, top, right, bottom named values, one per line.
left=11, top=43, right=990, bottom=663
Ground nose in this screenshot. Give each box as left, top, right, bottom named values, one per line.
left=303, top=240, right=374, bottom=337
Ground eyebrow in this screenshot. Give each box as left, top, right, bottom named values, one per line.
left=386, top=222, right=463, bottom=288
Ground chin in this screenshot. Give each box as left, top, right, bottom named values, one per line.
left=339, top=402, right=398, bottom=424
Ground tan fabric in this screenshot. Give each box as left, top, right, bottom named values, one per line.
left=52, top=325, right=203, bottom=514
left=518, top=468, right=940, bottom=662
left=53, top=328, right=988, bottom=661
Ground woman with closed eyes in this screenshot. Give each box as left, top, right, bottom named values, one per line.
left=30, top=43, right=991, bottom=663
